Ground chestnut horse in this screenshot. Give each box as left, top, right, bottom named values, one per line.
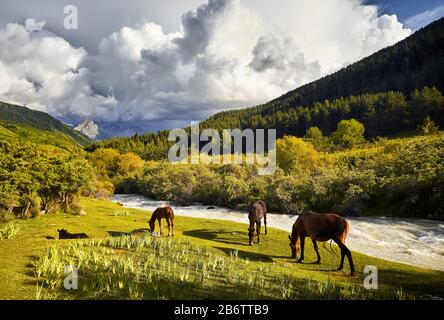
left=288, top=211, right=355, bottom=276
left=148, top=207, right=175, bottom=237
left=248, top=200, right=267, bottom=246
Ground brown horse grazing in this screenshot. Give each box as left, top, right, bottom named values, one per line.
left=148, top=207, right=175, bottom=237
left=248, top=200, right=268, bottom=246
left=288, top=211, right=355, bottom=276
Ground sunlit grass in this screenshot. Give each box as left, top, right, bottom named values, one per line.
left=0, top=198, right=443, bottom=300
left=0, top=222, right=21, bottom=240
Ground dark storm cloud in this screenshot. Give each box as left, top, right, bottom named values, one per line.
left=0, top=0, right=412, bottom=133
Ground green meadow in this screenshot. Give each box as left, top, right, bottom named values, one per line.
left=1, top=198, right=443, bottom=300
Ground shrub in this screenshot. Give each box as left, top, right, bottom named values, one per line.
left=331, top=119, right=366, bottom=148
left=276, top=136, right=319, bottom=172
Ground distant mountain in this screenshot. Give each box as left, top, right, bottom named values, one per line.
left=74, top=119, right=100, bottom=140
left=0, top=101, right=91, bottom=146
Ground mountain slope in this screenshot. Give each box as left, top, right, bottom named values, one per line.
left=201, top=18, right=444, bottom=135
left=0, top=101, right=91, bottom=146
left=88, top=19, right=444, bottom=159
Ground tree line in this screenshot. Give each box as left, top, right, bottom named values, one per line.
left=86, top=87, right=444, bottom=159
left=0, top=141, right=93, bottom=221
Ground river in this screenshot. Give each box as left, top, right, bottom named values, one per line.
left=113, top=194, right=444, bottom=272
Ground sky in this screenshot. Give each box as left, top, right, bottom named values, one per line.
left=0, top=0, right=443, bottom=134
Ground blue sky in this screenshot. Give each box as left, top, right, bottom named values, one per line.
left=366, top=0, right=444, bottom=29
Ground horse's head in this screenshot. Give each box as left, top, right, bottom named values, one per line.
left=288, top=235, right=299, bottom=259
left=58, top=229, right=68, bottom=238
left=248, top=227, right=255, bottom=242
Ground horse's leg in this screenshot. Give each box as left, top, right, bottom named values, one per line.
left=337, top=243, right=346, bottom=271
left=249, top=221, right=254, bottom=246
left=171, top=217, right=174, bottom=237
left=158, top=218, right=163, bottom=236
left=264, top=214, right=268, bottom=235
left=334, top=238, right=355, bottom=276
left=166, top=218, right=171, bottom=237
left=297, top=236, right=305, bottom=263
left=257, top=221, right=261, bottom=243
left=312, top=239, right=321, bottom=264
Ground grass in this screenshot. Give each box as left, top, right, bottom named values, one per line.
left=0, top=198, right=443, bottom=300
left=0, top=121, right=84, bottom=150
left=0, top=223, right=21, bottom=240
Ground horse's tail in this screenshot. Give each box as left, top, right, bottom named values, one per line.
left=322, top=240, right=336, bottom=255
left=325, top=218, right=349, bottom=255
left=338, top=219, right=350, bottom=244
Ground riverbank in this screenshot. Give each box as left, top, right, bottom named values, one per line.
left=0, top=197, right=443, bottom=299
left=113, top=194, right=444, bottom=272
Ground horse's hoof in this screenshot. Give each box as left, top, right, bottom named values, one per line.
left=297, top=260, right=303, bottom=264
left=350, top=272, right=355, bottom=277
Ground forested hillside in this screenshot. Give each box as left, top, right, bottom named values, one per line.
left=88, top=18, right=444, bottom=158
left=0, top=101, right=91, bottom=146
left=201, top=18, right=444, bottom=135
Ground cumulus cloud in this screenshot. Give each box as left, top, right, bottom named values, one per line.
left=0, top=0, right=412, bottom=131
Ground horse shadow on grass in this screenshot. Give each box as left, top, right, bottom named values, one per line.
left=23, top=255, right=40, bottom=278
left=182, top=229, right=251, bottom=247
left=214, top=247, right=274, bottom=262
left=107, top=228, right=150, bottom=237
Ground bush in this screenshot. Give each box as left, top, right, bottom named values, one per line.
left=331, top=119, right=366, bottom=148
left=276, top=136, right=319, bottom=172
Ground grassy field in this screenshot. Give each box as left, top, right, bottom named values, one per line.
left=0, top=198, right=443, bottom=300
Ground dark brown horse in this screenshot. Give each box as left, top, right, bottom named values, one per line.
left=248, top=200, right=268, bottom=246
left=58, top=229, right=89, bottom=239
left=288, top=211, right=355, bottom=276
left=149, top=207, right=175, bottom=237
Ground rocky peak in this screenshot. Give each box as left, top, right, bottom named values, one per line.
left=74, top=119, right=100, bottom=139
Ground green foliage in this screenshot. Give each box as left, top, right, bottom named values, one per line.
left=123, top=134, right=444, bottom=219
left=418, top=116, right=440, bottom=136
left=304, top=127, right=327, bottom=149
left=331, top=119, right=366, bottom=148
left=87, top=148, right=145, bottom=197
left=0, top=140, right=93, bottom=218
left=0, top=223, right=20, bottom=240
left=88, top=87, right=444, bottom=160
left=276, top=136, right=319, bottom=172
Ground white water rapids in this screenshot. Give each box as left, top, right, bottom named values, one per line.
left=113, top=194, right=444, bottom=272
